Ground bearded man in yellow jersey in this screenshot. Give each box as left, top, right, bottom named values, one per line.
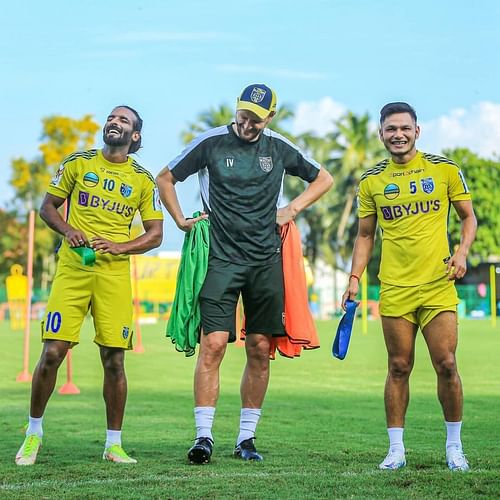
left=342, top=102, right=477, bottom=471
left=15, top=106, right=163, bottom=466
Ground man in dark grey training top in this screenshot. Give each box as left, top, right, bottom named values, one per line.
left=156, top=83, right=333, bottom=464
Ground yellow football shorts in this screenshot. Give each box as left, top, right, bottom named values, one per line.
left=42, top=264, right=133, bottom=349
left=379, top=276, right=459, bottom=329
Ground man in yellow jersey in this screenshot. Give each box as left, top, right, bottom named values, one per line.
left=15, top=106, right=163, bottom=466
left=342, top=102, right=476, bottom=471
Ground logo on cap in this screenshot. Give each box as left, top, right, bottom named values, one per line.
left=251, top=87, right=266, bottom=103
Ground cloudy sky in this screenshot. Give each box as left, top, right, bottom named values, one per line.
left=2, top=0, right=499, bottom=250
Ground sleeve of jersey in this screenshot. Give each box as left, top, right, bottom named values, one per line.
left=448, top=164, right=472, bottom=201
left=168, top=138, right=207, bottom=182
left=46, top=159, right=77, bottom=199
left=282, top=142, right=321, bottom=182
left=139, top=178, right=164, bottom=221
left=357, top=179, right=376, bottom=218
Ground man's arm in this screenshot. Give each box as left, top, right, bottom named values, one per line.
left=155, top=167, right=208, bottom=232
left=40, top=193, right=90, bottom=247
left=276, top=167, right=333, bottom=226
left=447, top=199, right=477, bottom=280
left=91, top=219, right=163, bottom=255
left=341, top=214, right=377, bottom=309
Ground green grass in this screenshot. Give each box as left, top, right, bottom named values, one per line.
left=1, top=318, right=499, bottom=498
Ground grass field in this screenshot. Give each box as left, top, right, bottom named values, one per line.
left=1, top=318, right=499, bottom=499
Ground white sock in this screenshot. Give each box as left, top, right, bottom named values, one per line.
left=27, top=416, right=43, bottom=438
left=387, top=427, right=405, bottom=452
left=445, top=421, right=462, bottom=449
left=236, top=408, right=261, bottom=446
left=105, top=429, right=122, bottom=448
left=194, top=406, right=216, bottom=440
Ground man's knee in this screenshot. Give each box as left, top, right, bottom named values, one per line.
left=101, top=348, right=125, bottom=376
left=246, top=335, right=271, bottom=363
left=39, top=342, right=68, bottom=372
left=388, top=357, right=413, bottom=379
left=435, top=354, right=458, bottom=379
left=199, top=334, right=228, bottom=364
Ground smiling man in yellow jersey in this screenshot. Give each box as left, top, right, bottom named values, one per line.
left=342, top=102, right=477, bottom=471
left=15, top=106, right=163, bottom=466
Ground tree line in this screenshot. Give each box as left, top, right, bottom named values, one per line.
left=2, top=106, right=499, bottom=292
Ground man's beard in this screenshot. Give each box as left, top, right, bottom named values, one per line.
left=103, top=127, right=133, bottom=147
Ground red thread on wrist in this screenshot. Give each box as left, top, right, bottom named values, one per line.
left=349, top=274, right=360, bottom=282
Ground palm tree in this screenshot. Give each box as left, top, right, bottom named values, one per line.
left=330, top=112, right=386, bottom=267
left=181, top=105, right=234, bottom=144
left=294, top=112, right=385, bottom=311
left=286, top=131, right=341, bottom=266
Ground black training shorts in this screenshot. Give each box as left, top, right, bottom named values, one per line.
left=199, top=256, right=285, bottom=341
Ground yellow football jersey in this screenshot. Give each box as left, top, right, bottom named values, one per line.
left=358, top=151, right=471, bottom=286
left=48, top=149, right=163, bottom=274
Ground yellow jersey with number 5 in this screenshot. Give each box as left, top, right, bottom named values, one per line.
left=47, top=149, right=163, bottom=274
left=358, top=151, right=471, bottom=286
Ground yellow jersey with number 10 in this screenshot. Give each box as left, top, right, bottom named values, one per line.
left=47, top=149, right=163, bottom=274
left=358, top=151, right=471, bottom=286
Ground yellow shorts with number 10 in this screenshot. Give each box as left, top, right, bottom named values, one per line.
left=380, top=276, right=459, bottom=330
left=42, top=264, right=133, bottom=349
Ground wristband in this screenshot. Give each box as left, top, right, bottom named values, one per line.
left=349, top=274, right=360, bottom=282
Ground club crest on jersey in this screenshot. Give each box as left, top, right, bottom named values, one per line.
left=421, top=177, right=434, bottom=194
left=120, top=183, right=132, bottom=198
left=50, top=164, right=65, bottom=186
left=251, top=87, right=266, bottom=103
left=383, top=183, right=400, bottom=200
left=259, top=157, right=273, bottom=172
left=122, top=326, right=130, bottom=339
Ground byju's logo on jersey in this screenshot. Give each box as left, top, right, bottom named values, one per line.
left=421, top=177, right=434, bottom=194
left=120, top=183, right=132, bottom=198
left=383, top=183, right=400, bottom=200
left=251, top=87, right=266, bottom=103
left=259, top=157, right=273, bottom=172
left=78, top=191, right=90, bottom=206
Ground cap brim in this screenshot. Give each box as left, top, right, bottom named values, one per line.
left=236, top=101, right=270, bottom=120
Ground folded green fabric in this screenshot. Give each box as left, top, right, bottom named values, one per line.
left=166, top=212, right=209, bottom=356
left=71, top=246, right=96, bottom=266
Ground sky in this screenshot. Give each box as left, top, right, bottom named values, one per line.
left=2, top=0, right=499, bottom=251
